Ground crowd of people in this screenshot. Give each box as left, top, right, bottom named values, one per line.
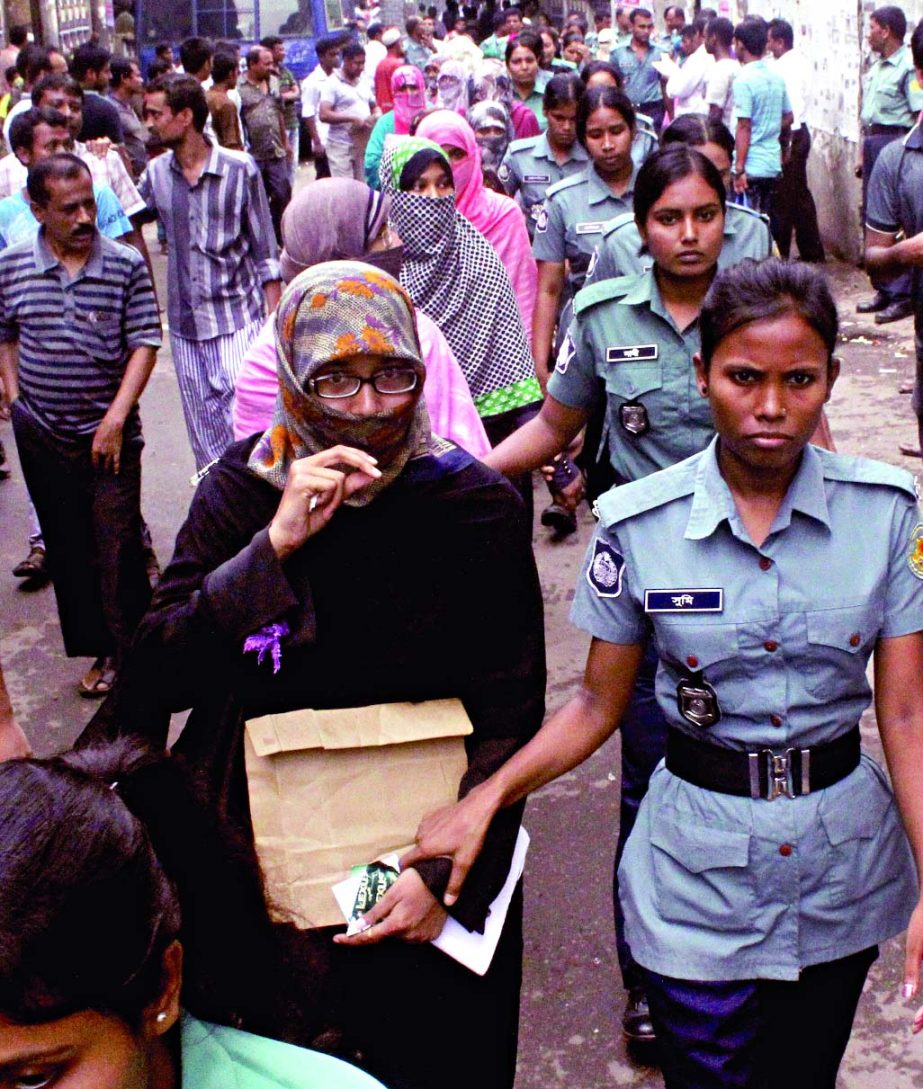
left=1, top=4, right=923, bottom=1089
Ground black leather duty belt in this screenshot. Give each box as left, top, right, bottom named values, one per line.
left=665, top=725, right=861, bottom=801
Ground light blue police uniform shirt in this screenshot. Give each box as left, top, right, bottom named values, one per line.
left=500, top=133, right=589, bottom=238
left=547, top=267, right=713, bottom=482
left=532, top=163, right=638, bottom=297
left=571, top=438, right=922, bottom=981
left=0, top=183, right=131, bottom=250
left=585, top=202, right=773, bottom=284
left=731, top=59, right=792, bottom=179
left=610, top=43, right=664, bottom=106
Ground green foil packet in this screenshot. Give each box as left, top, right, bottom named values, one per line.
left=350, top=861, right=400, bottom=921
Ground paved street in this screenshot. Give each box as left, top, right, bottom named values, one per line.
left=2, top=229, right=923, bottom=1085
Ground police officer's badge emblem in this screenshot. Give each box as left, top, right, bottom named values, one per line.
left=908, top=523, right=923, bottom=579
left=534, top=204, right=549, bottom=233
left=498, top=162, right=511, bottom=184
left=587, top=538, right=624, bottom=598
left=619, top=400, right=649, bottom=435
left=676, top=674, right=721, bottom=728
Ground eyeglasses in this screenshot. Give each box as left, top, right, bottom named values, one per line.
left=309, top=367, right=419, bottom=399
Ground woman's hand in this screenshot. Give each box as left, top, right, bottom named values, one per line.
left=332, top=868, right=448, bottom=946
left=399, top=784, right=499, bottom=907
left=904, top=896, right=923, bottom=1032
left=268, top=446, right=381, bottom=559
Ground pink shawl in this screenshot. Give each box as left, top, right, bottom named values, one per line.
left=233, top=310, right=491, bottom=459
left=416, top=109, right=538, bottom=338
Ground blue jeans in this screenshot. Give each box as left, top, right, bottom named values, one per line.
left=613, top=637, right=668, bottom=992
left=640, top=946, right=877, bottom=1089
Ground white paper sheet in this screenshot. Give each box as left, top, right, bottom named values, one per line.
left=332, top=826, right=530, bottom=976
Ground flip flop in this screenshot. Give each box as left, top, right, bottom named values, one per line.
left=77, top=657, right=117, bottom=699
left=899, top=443, right=922, bottom=458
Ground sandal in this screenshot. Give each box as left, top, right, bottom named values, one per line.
left=78, top=656, right=117, bottom=699
left=12, top=546, right=47, bottom=579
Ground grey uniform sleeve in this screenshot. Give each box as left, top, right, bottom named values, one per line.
left=865, top=143, right=902, bottom=234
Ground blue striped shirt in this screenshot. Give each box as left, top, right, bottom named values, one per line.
left=139, top=142, right=281, bottom=341
left=0, top=230, right=161, bottom=437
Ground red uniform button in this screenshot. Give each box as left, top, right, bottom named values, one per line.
left=759, top=557, right=772, bottom=571
left=686, top=655, right=699, bottom=668
left=779, top=844, right=793, bottom=857
left=770, top=714, right=783, bottom=727
left=849, top=633, right=861, bottom=647
left=764, top=640, right=779, bottom=652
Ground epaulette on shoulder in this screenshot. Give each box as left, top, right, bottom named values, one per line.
left=816, top=448, right=918, bottom=501
left=508, top=135, right=541, bottom=154
left=573, top=272, right=639, bottom=315
left=594, top=458, right=700, bottom=526
left=600, top=210, right=635, bottom=238
left=546, top=172, right=586, bottom=199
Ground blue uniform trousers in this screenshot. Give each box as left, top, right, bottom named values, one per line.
left=639, top=945, right=878, bottom=1089
left=613, top=637, right=668, bottom=992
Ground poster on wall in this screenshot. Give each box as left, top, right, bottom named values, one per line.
left=796, top=0, right=861, bottom=141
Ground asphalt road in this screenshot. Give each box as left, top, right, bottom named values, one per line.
left=2, top=227, right=923, bottom=1086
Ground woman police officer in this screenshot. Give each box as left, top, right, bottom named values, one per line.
left=402, top=258, right=923, bottom=1087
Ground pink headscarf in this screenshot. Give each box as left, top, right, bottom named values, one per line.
left=416, top=108, right=538, bottom=338
left=391, top=65, right=427, bottom=135
left=416, top=108, right=486, bottom=224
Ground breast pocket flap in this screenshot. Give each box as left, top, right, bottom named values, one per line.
left=805, top=605, right=877, bottom=654
left=656, top=623, right=739, bottom=669
left=602, top=359, right=663, bottom=399
left=819, top=781, right=892, bottom=845
left=650, top=820, right=750, bottom=874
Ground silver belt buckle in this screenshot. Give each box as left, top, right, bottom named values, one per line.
left=748, top=747, right=811, bottom=800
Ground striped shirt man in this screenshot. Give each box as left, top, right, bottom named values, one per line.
left=138, top=138, right=280, bottom=469
left=138, top=141, right=280, bottom=340
left=0, top=229, right=161, bottom=437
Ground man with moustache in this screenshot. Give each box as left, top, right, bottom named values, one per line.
left=0, top=154, right=160, bottom=698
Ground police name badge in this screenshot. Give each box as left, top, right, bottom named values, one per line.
left=586, top=538, right=625, bottom=598
left=676, top=674, right=721, bottom=729
left=619, top=399, right=649, bottom=435
left=606, top=344, right=658, bottom=363
left=908, top=522, right=923, bottom=580
left=644, top=589, right=724, bottom=613
left=524, top=173, right=551, bottom=182
left=534, top=205, right=549, bottom=233
left=575, top=221, right=605, bottom=235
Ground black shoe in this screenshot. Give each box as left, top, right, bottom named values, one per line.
left=12, top=545, right=47, bottom=580
left=856, top=291, right=890, bottom=314
left=622, top=988, right=656, bottom=1042
left=875, top=300, right=914, bottom=324
left=540, top=502, right=577, bottom=536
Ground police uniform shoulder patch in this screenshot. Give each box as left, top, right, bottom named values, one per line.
left=498, top=162, right=512, bottom=183
left=586, top=537, right=625, bottom=598
left=534, top=204, right=549, bottom=233
left=555, top=331, right=577, bottom=374
left=908, top=523, right=923, bottom=579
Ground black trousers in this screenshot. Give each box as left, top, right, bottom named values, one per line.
left=257, top=156, right=292, bottom=244
left=483, top=401, right=540, bottom=526
left=11, top=400, right=151, bottom=662
left=641, top=945, right=878, bottom=1089
left=773, top=127, right=825, bottom=261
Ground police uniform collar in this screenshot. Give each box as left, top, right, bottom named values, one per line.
left=880, top=43, right=907, bottom=67
left=587, top=161, right=638, bottom=206
left=685, top=438, right=831, bottom=541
